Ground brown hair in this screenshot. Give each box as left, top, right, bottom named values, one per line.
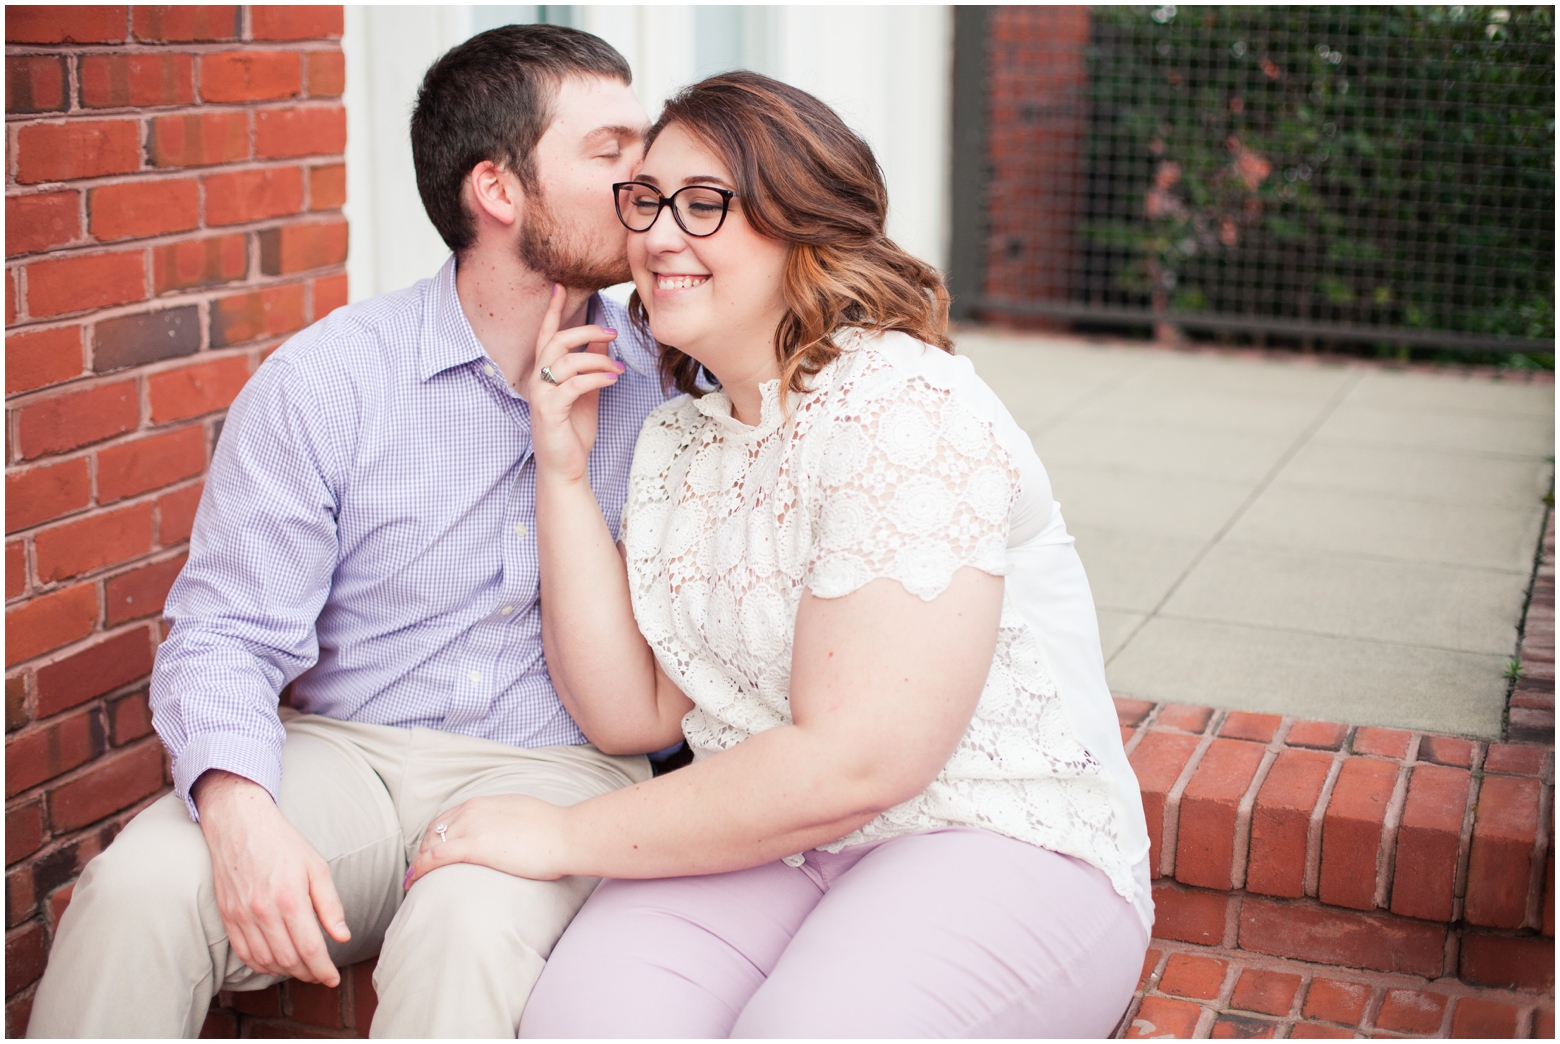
left=629, top=71, right=952, bottom=399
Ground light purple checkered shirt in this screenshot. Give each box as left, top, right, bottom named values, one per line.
left=150, top=256, right=669, bottom=818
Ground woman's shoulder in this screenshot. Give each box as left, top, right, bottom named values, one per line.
left=632, top=393, right=702, bottom=468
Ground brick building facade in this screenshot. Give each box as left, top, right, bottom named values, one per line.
left=4, top=6, right=346, bottom=1032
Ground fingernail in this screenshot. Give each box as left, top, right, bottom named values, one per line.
left=402, top=867, right=413, bottom=889
left=602, top=328, right=618, bottom=336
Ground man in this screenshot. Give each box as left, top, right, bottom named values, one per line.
left=29, top=25, right=663, bottom=1037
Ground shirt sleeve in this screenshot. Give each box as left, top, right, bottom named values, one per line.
left=149, top=356, right=348, bottom=820
left=805, top=374, right=1021, bottom=602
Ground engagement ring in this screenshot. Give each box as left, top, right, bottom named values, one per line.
left=435, top=823, right=448, bottom=843
left=539, top=366, right=559, bottom=385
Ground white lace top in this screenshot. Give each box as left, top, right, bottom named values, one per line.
left=620, top=330, right=1153, bottom=932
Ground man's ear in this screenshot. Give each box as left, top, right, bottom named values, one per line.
left=465, top=160, right=525, bottom=229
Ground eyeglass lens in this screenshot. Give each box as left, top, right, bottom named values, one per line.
left=616, top=184, right=729, bottom=236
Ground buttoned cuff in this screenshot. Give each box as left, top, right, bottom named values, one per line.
left=172, top=732, right=284, bottom=822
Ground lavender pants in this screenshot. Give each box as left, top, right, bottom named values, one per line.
left=519, top=828, right=1147, bottom=1038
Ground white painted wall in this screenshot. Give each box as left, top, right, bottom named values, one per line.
left=342, top=6, right=952, bottom=302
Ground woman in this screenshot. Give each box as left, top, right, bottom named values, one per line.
left=405, top=71, right=1152, bottom=1037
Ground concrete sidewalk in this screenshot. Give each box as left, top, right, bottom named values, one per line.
left=954, top=328, right=1555, bottom=738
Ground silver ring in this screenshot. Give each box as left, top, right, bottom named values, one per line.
left=435, top=823, right=448, bottom=843
left=539, top=365, right=559, bottom=385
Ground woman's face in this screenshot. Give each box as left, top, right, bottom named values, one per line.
left=626, top=123, right=789, bottom=380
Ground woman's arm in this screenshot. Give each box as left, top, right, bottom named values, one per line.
left=406, top=567, right=1001, bottom=884
left=528, top=285, right=690, bottom=754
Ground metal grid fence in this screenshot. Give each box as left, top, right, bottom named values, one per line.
left=961, top=6, right=1555, bottom=358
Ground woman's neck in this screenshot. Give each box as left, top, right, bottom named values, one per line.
left=691, top=319, right=784, bottom=426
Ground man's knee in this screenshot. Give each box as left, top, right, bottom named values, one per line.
left=384, top=863, right=592, bottom=964
left=65, top=794, right=213, bottom=931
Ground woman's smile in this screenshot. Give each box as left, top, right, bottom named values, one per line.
left=653, top=272, right=711, bottom=296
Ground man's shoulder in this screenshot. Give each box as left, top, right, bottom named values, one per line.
left=266, top=278, right=434, bottom=379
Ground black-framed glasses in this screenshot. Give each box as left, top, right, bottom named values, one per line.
left=613, top=181, right=736, bottom=237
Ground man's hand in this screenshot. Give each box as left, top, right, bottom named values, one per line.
left=193, top=770, right=352, bottom=986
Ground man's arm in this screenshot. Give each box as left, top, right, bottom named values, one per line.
left=151, top=355, right=353, bottom=984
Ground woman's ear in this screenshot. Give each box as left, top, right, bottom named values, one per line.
left=465, top=160, right=524, bottom=229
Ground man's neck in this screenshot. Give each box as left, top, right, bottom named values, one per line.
left=453, top=246, right=595, bottom=394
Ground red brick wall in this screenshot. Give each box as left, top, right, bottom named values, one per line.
left=4, top=7, right=346, bottom=1032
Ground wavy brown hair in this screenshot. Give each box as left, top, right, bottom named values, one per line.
left=628, top=71, right=952, bottom=400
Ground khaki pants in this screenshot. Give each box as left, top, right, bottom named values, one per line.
left=27, top=713, right=651, bottom=1038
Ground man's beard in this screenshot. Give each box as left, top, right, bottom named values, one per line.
left=517, top=190, right=631, bottom=290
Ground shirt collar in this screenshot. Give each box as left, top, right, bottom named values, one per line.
left=418, top=255, right=487, bottom=382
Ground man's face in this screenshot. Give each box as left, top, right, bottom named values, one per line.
left=519, top=75, right=649, bottom=290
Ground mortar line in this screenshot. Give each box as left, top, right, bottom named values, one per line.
left=1107, top=368, right=1367, bottom=667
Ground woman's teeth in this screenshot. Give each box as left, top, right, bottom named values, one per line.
left=657, top=275, right=709, bottom=290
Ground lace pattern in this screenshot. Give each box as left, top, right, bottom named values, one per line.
left=620, top=337, right=1137, bottom=901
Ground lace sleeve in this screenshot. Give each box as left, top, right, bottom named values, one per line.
left=805, top=375, right=1021, bottom=602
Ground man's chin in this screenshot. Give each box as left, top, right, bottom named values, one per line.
left=545, top=256, right=632, bottom=293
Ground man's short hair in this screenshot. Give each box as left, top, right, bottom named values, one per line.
left=411, top=24, right=632, bottom=253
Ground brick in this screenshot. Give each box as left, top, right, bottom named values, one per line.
left=1546, top=849, right=1555, bottom=938
left=1352, top=727, right=1410, bottom=759
left=79, top=52, right=195, bottom=108
left=152, top=233, right=248, bottom=294
left=93, top=305, right=202, bottom=372
left=6, top=543, right=24, bottom=601
left=148, top=355, right=251, bottom=424
left=6, top=802, right=45, bottom=865
left=1389, top=764, right=1469, bottom=922
left=5, top=583, right=97, bottom=666
left=1229, top=969, right=1300, bottom=1017
left=4, top=990, right=33, bottom=1038
left=5, top=674, right=25, bottom=729
left=205, top=166, right=306, bottom=227
left=7, top=6, right=127, bottom=43
left=34, top=502, right=154, bottom=582
left=88, top=178, right=200, bottom=241
left=199, top=51, right=302, bottom=103
left=1150, top=882, right=1229, bottom=946
left=260, top=219, right=348, bottom=276
left=288, top=978, right=344, bottom=1028
left=1240, top=896, right=1447, bottom=977
left=48, top=738, right=165, bottom=831
left=7, top=191, right=80, bottom=257
left=6, top=920, right=47, bottom=996
left=6, top=457, right=91, bottom=533
left=1374, top=988, right=1448, bottom=1035
left=46, top=881, right=73, bottom=928
left=1483, top=742, right=1548, bottom=776
left=97, top=426, right=207, bottom=503
left=5, top=709, right=105, bottom=797
left=1177, top=738, right=1266, bottom=889
left=1158, top=952, right=1227, bottom=1000
left=107, top=687, right=153, bottom=745
left=25, top=250, right=146, bottom=318
left=201, top=1007, right=237, bottom=1037
left=8, top=270, right=16, bottom=325
left=6, top=55, right=67, bottom=114
left=1535, top=1007, right=1555, bottom=1039
left=1115, top=696, right=1154, bottom=727
left=1301, top=977, right=1370, bottom=1025
left=148, top=111, right=249, bottom=168
left=1449, top=996, right=1520, bottom=1038
left=6, top=325, right=83, bottom=395
left=1130, top=730, right=1199, bottom=876
left=251, top=6, right=343, bottom=40
left=1127, top=995, right=1203, bottom=1039
left=1317, top=756, right=1398, bottom=910
left=132, top=5, right=239, bottom=42
left=1285, top=719, right=1349, bottom=751
left=1418, top=735, right=1474, bottom=768
left=211, top=283, right=306, bottom=346
left=16, top=380, right=138, bottom=461
left=1459, top=932, right=1553, bottom=990
left=229, top=984, right=283, bottom=1017
left=34, top=627, right=152, bottom=717
left=156, top=483, right=203, bottom=545
left=254, top=105, right=347, bottom=160
left=1464, top=774, right=1542, bottom=928
left=1137, top=947, right=1162, bottom=990
left=352, top=958, right=378, bottom=1036
left=1209, top=1014, right=1275, bottom=1038
left=308, top=163, right=346, bottom=211
left=1287, top=1023, right=1354, bottom=1038
left=312, top=273, right=348, bottom=318
left=1157, top=703, right=1213, bottom=733
left=4, top=863, right=33, bottom=926
left=1219, top=712, right=1281, bottom=743
left=1247, top=748, right=1332, bottom=898
left=305, top=50, right=345, bottom=98
left=14, top=120, right=141, bottom=184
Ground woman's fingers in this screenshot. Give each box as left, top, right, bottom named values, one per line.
left=536, top=323, right=620, bottom=373
left=534, top=282, right=567, bottom=356
left=539, top=351, right=625, bottom=387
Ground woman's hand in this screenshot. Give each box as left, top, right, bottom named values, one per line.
left=527, top=283, right=626, bottom=485
left=404, top=794, right=573, bottom=889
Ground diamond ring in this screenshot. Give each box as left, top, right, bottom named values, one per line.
left=539, top=365, right=559, bottom=385
left=435, top=823, right=448, bottom=843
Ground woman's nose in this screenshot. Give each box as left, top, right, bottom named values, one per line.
left=641, top=205, right=688, bottom=254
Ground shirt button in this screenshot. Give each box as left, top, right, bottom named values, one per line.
left=484, top=365, right=496, bottom=377
left=500, top=605, right=514, bottom=616
left=468, top=670, right=482, bottom=684
left=514, top=523, right=528, bottom=538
